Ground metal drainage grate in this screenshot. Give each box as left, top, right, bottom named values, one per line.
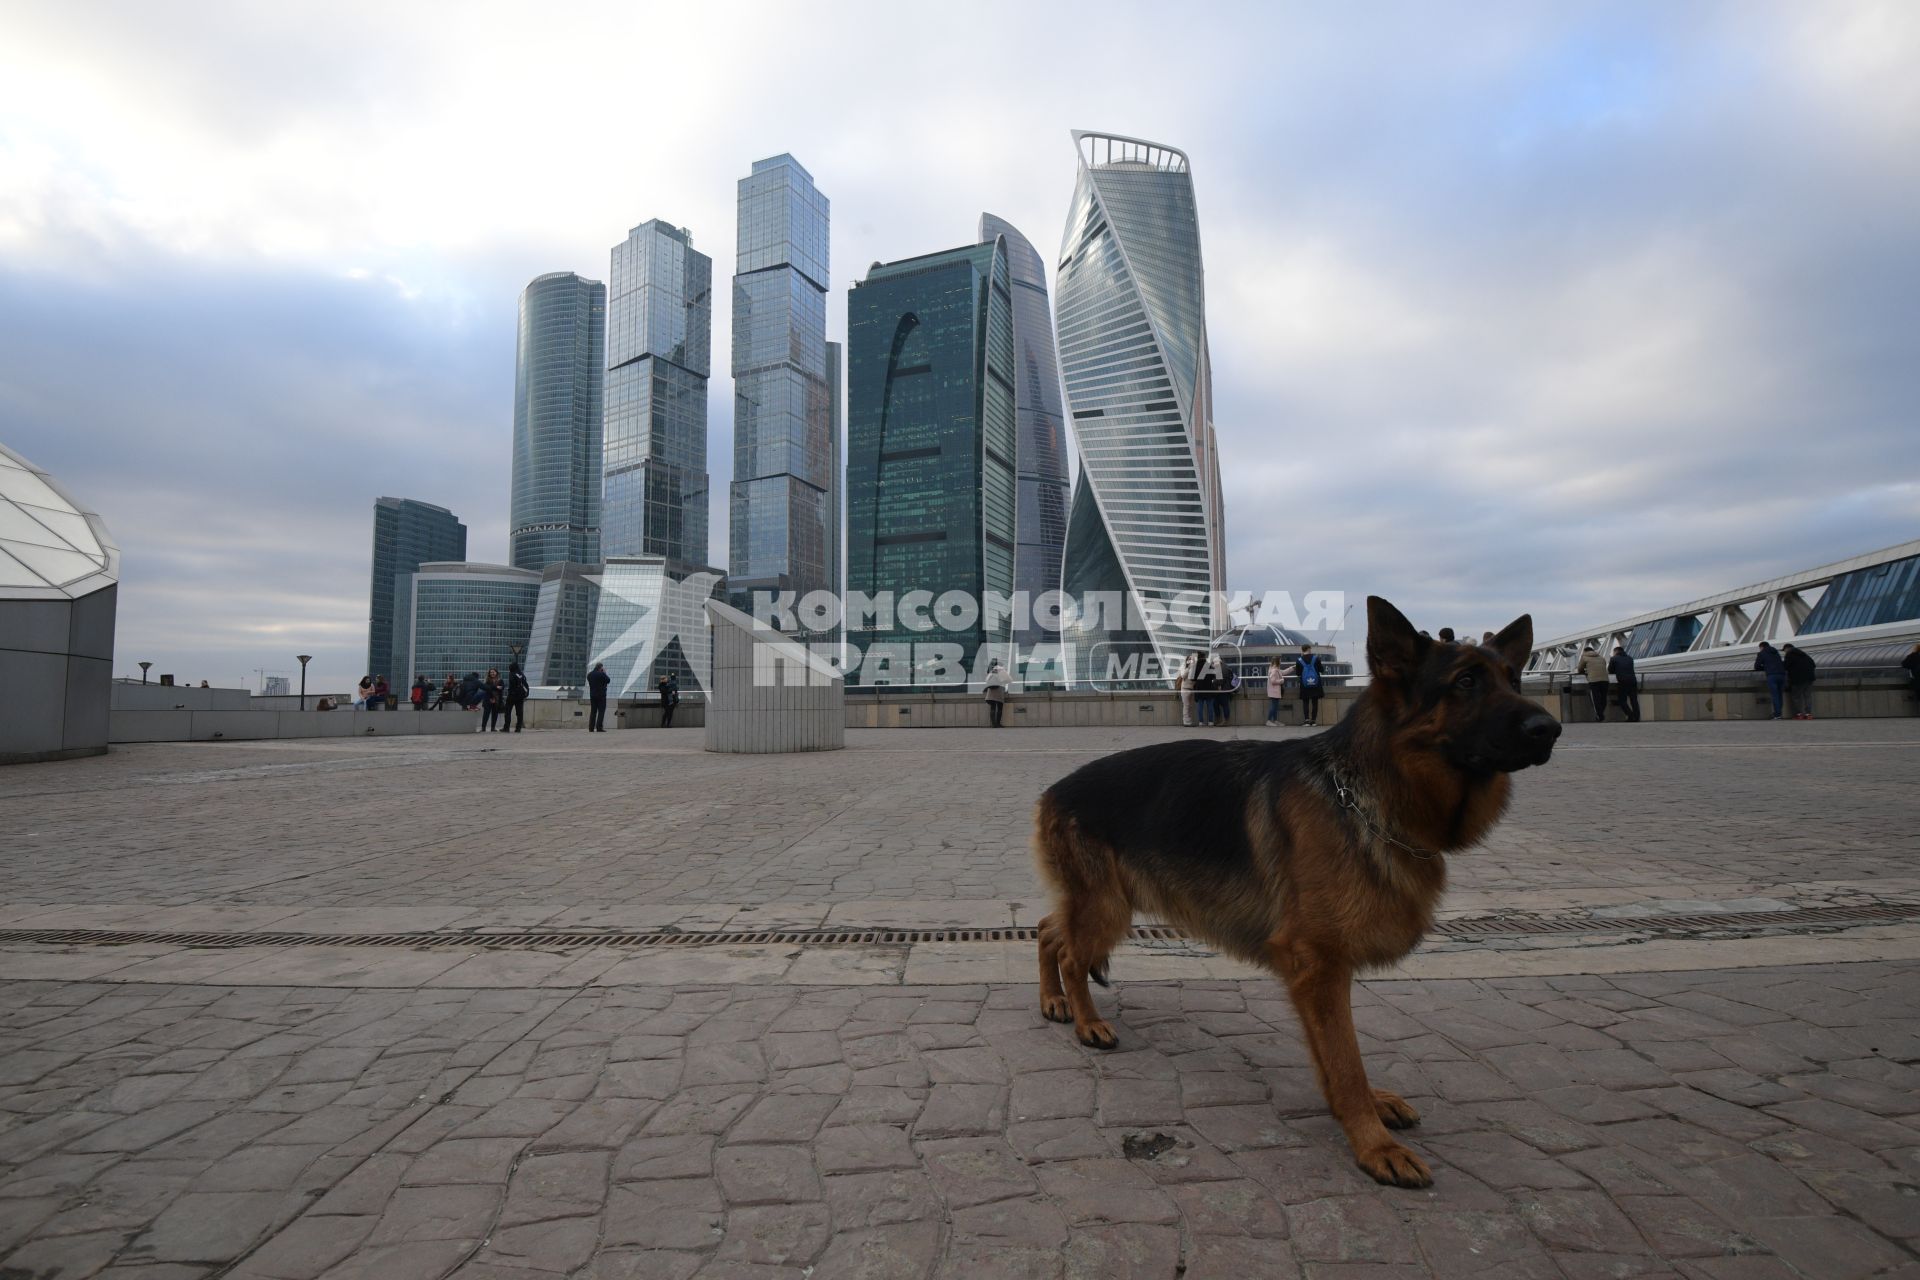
left=0, top=904, right=1912, bottom=953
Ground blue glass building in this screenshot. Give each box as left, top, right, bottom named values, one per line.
left=512, top=272, right=605, bottom=571
left=845, top=240, right=1016, bottom=682
left=728, top=155, right=836, bottom=626
left=524, top=561, right=601, bottom=688
left=367, top=497, right=466, bottom=682
left=402, top=562, right=541, bottom=684
left=603, top=221, right=711, bottom=568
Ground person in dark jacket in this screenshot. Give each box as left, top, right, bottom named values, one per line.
left=1296, top=646, right=1326, bottom=727
left=459, top=671, right=482, bottom=710
left=505, top=663, right=530, bottom=732
left=1194, top=653, right=1221, bottom=727
left=434, top=674, right=458, bottom=709
left=657, top=673, right=680, bottom=727
left=1782, top=644, right=1817, bottom=720
left=480, top=668, right=503, bottom=732
left=1754, top=642, right=1787, bottom=719
left=1904, top=643, right=1920, bottom=712
left=586, top=662, right=611, bottom=732
left=1607, top=644, right=1640, bottom=722
left=410, top=676, right=429, bottom=711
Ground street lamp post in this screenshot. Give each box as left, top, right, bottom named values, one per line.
left=138, top=661, right=152, bottom=685
left=297, top=655, right=312, bottom=711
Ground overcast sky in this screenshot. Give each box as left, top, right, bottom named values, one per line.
left=2, top=1, right=1915, bottom=690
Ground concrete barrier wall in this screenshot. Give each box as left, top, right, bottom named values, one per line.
left=111, top=683, right=250, bottom=711
left=109, top=708, right=479, bottom=743
left=522, top=699, right=706, bottom=730
left=1551, top=674, right=1916, bottom=722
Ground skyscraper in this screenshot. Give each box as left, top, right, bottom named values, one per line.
left=729, top=154, right=835, bottom=624
left=523, top=561, right=600, bottom=688
left=1055, top=131, right=1226, bottom=686
left=603, top=221, right=712, bottom=567
left=401, top=562, right=541, bottom=685
left=978, top=213, right=1069, bottom=647
left=367, top=497, right=466, bottom=681
left=845, top=240, right=1016, bottom=681
left=512, top=272, right=605, bottom=571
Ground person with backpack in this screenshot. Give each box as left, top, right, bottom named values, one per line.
left=1296, top=646, right=1325, bottom=727
left=1782, top=643, right=1817, bottom=720
left=409, top=676, right=428, bottom=711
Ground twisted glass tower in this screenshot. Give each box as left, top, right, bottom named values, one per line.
left=979, top=214, right=1070, bottom=650
left=511, top=272, right=605, bottom=571
left=1055, top=131, right=1226, bottom=685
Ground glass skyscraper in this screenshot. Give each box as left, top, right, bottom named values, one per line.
left=512, top=272, right=605, bottom=571
left=402, top=562, right=541, bottom=684
left=978, top=214, right=1070, bottom=649
left=1055, top=131, right=1226, bottom=685
left=603, top=221, right=711, bottom=568
left=845, top=240, right=1016, bottom=682
left=729, top=154, right=836, bottom=625
left=586, top=555, right=724, bottom=698
left=367, top=497, right=466, bottom=681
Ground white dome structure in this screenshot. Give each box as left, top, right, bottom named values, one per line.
left=1, top=442, right=119, bottom=763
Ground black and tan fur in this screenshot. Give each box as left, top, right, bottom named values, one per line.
left=1033, top=596, right=1560, bottom=1187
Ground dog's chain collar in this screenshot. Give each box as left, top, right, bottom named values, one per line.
left=1329, top=768, right=1441, bottom=862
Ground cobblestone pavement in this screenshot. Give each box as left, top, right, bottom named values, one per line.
left=2, top=964, right=1918, bottom=1279
left=1, top=721, right=1916, bottom=917
left=3, top=722, right=1918, bottom=1276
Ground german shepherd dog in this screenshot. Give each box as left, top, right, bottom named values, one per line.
left=1033, top=597, right=1560, bottom=1187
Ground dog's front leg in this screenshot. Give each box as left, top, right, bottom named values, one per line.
left=1269, top=936, right=1432, bottom=1188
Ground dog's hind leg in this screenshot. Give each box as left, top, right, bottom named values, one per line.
left=1269, top=934, right=1432, bottom=1188
left=1036, top=913, right=1072, bottom=1024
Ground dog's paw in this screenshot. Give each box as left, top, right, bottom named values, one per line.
left=1040, top=995, right=1073, bottom=1024
left=1075, top=1019, right=1118, bottom=1050
left=1355, top=1141, right=1432, bottom=1189
left=1373, top=1088, right=1421, bottom=1129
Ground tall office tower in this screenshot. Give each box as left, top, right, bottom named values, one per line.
left=729, top=154, right=834, bottom=625
left=1055, top=131, right=1226, bottom=686
left=978, top=213, right=1070, bottom=649
left=367, top=497, right=466, bottom=681
left=825, top=339, right=843, bottom=646
left=511, top=272, right=606, bottom=571
left=400, top=562, right=541, bottom=685
left=845, top=240, right=1016, bottom=683
left=603, top=220, right=712, bottom=566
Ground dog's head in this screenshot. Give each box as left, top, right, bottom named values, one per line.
left=1364, top=596, right=1560, bottom=774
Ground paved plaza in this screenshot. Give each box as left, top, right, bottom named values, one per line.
left=1, top=722, right=1917, bottom=1278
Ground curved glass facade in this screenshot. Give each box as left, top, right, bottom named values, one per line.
left=404, top=563, right=541, bottom=683
left=1054, top=132, right=1226, bottom=686
left=512, top=272, right=605, bottom=571
left=845, top=240, right=1016, bottom=681
left=979, top=214, right=1070, bottom=649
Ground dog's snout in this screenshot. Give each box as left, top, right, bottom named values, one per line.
left=1521, top=713, right=1562, bottom=745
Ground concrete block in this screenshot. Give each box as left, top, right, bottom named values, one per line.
left=0, top=648, right=68, bottom=755
left=62, top=654, right=112, bottom=751
left=2, top=597, right=71, bottom=655
left=67, top=584, right=116, bottom=660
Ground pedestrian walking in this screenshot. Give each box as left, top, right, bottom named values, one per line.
left=1577, top=645, right=1609, bottom=721
left=1176, top=653, right=1198, bottom=726
left=409, top=676, right=428, bottom=711
left=354, top=675, right=373, bottom=710
left=587, top=662, right=611, bottom=732
left=1753, top=642, right=1787, bottom=719
left=1296, top=646, right=1326, bottom=727
left=983, top=660, right=1010, bottom=727
left=1783, top=643, right=1817, bottom=720
left=657, top=673, right=680, bottom=727
left=1904, top=643, right=1920, bottom=711
left=505, top=663, right=530, bottom=732
left=1265, top=656, right=1287, bottom=727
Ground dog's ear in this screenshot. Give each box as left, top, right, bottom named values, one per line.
left=1366, top=596, right=1427, bottom=682
left=1492, top=613, right=1533, bottom=677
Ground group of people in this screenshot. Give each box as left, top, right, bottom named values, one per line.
left=1166, top=647, right=1327, bottom=729
left=582, top=663, right=679, bottom=732
left=1574, top=644, right=1643, bottom=722
left=389, top=666, right=532, bottom=730
left=1752, top=641, right=1820, bottom=720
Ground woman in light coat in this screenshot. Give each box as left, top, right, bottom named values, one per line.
left=1176, top=653, right=1198, bottom=727
left=1265, top=657, right=1290, bottom=727
left=983, top=661, right=1010, bottom=728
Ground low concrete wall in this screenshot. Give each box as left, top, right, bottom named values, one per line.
left=109, top=708, right=478, bottom=743
left=522, top=699, right=705, bottom=730
left=1548, top=673, right=1917, bottom=722
left=111, top=683, right=249, bottom=711
left=846, top=686, right=1362, bottom=729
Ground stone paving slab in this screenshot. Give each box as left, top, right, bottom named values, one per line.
left=1, top=962, right=1916, bottom=1278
